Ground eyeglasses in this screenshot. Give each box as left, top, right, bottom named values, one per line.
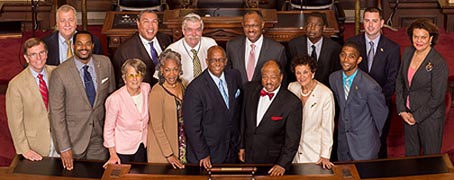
left=126, top=73, right=143, bottom=80
left=208, top=58, right=227, bottom=63
left=27, top=50, right=48, bottom=59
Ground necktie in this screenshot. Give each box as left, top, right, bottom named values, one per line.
left=149, top=41, right=159, bottom=65
left=191, top=49, right=202, bottom=78
left=83, top=65, right=96, bottom=107
left=368, top=41, right=375, bottom=72
left=247, top=44, right=256, bottom=81
left=260, top=89, right=274, bottom=100
left=344, top=77, right=350, bottom=100
left=37, top=74, right=49, bottom=110
left=65, top=40, right=73, bottom=59
left=218, top=79, right=229, bottom=109
left=311, top=45, right=317, bottom=61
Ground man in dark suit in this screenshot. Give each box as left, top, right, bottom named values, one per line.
left=239, top=60, right=301, bottom=176
left=288, top=12, right=341, bottom=86
left=49, top=31, right=116, bottom=171
left=113, top=9, right=171, bottom=88
left=226, top=10, right=287, bottom=85
left=347, top=7, right=400, bottom=159
left=43, top=4, right=103, bottom=66
left=329, top=42, right=388, bottom=161
left=183, top=46, right=242, bottom=169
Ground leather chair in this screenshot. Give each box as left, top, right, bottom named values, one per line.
left=282, top=0, right=333, bottom=10
left=118, top=0, right=167, bottom=11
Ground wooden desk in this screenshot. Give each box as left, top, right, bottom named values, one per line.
left=1, top=154, right=453, bottom=179
left=439, top=0, right=454, bottom=32
left=101, top=9, right=340, bottom=50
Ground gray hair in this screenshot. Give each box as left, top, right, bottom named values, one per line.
left=182, top=13, right=204, bottom=31
left=157, top=49, right=183, bottom=84
left=56, top=4, right=77, bottom=23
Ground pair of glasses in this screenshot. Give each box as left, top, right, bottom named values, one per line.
left=126, top=73, right=143, bottom=79
left=27, top=50, right=48, bottom=59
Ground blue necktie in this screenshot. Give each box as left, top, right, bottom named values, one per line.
left=218, top=79, right=229, bottom=109
left=149, top=41, right=159, bottom=65
left=83, top=65, right=96, bottom=107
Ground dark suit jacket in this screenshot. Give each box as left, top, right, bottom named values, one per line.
left=329, top=70, right=388, bottom=161
left=347, top=34, right=400, bottom=101
left=183, top=69, right=242, bottom=164
left=288, top=36, right=341, bottom=86
left=226, top=36, right=287, bottom=85
left=396, top=46, right=448, bottom=124
left=49, top=55, right=116, bottom=155
left=240, top=82, right=301, bottom=169
left=43, top=31, right=103, bottom=66
left=112, top=32, right=171, bottom=88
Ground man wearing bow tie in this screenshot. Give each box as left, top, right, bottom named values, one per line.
left=239, top=60, right=301, bottom=176
left=183, top=46, right=242, bottom=169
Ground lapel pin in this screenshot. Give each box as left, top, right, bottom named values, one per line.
left=380, top=48, right=384, bottom=52
left=355, top=86, right=358, bottom=90
left=426, top=62, right=433, bottom=72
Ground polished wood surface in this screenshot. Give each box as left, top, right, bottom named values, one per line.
left=439, top=0, right=454, bottom=32
left=101, top=9, right=340, bottom=50
left=1, top=154, right=453, bottom=179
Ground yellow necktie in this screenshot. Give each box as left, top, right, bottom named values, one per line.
left=66, top=40, right=73, bottom=58
left=191, top=49, right=202, bottom=78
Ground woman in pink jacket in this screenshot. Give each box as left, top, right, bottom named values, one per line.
left=103, top=58, right=151, bottom=168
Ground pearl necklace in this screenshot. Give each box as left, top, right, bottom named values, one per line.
left=300, top=81, right=317, bottom=97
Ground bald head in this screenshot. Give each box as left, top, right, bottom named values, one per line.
left=261, top=60, right=283, bottom=92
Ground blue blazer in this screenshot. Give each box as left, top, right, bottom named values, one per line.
left=347, top=34, right=401, bottom=101
left=329, top=69, right=388, bottom=161
left=183, top=68, right=242, bottom=164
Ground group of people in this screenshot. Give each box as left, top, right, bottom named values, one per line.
left=6, top=4, right=448, bottom=176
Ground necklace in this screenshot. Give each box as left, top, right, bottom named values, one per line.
left=300, top=81, right=317, bottom=97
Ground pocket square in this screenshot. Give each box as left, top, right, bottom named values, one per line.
left=235, top=89, right=241, bottom=98
left=271, top=116, right=283, bottom=121
left=101, top=78, right=109, bottom=84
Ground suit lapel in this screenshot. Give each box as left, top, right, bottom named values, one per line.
left=135, top=34, right=155, bottom=73
left=249, top=85, right=261, bottom=130
left=68, top=58, right=92, bottom=107
left=24, top=69, right=46, bottom=109
left=253, top=37, right=268, bottom=80
left=411, top=48, right=435, bottom=89
left=345, top=71, right=362, bottom=106
left=225, top=70, right=235, bottom=109
left=358, top=35, right=368, bottom=71
left=334, top=72, right=347, bottom=106
left=93, top=57, right=102, bottom=107
left=402, top=48, right=413, bottom=89
left=203, top=71, right=229, bottom=110
left=238, top=38, right=247, bottom=82
left=257, top=87, right=283, bottom=128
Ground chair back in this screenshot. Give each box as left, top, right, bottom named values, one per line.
left=289, top=0, right=333, bottom=9
left=118, top=0, right=163, bottom=11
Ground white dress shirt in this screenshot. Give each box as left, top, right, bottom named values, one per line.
left=256, top=86, right=280, bottom=126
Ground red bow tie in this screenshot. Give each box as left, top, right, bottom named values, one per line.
left=260, top=89, right=275, bottom=100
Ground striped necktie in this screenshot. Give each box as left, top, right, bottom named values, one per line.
left=191, top=49, right=202, bottom=78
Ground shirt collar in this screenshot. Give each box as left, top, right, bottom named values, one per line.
left=139, top=34, right=157, bottom=46
left=74, top=57, right=95, bottom=71
left=306, top=37, right=323, bottom=47
left=365, top=34, right=381, bottom=46
left=208, top=70, right=226, bottom=84
left=261, top=85, right=280, bottom=100
left=29, top=66, right=46, bottom=78
left=246, top=35, right=264, bottom=47
left=342, top=69, right=359, bottom=84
